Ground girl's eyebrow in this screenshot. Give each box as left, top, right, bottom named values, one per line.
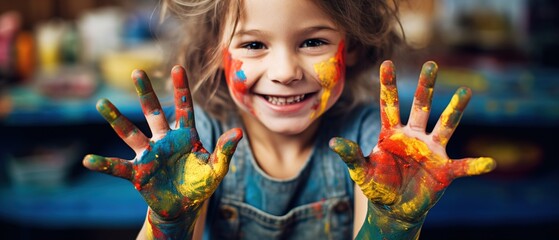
left=300, top=25, right=339, bottom=35
left=234, top=29, right=266, bottom=38
left=234, top=25, right=339, bottom=38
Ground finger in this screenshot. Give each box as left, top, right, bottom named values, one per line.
left=449, top=157, right=497, bottom=179
left=379, top=60, right=401, bottom=130
left=210, top=128, right=243, bottom=178
left=83, top=154, right=133, bottom=181
left=329, top=137, right=365, bottom=169
left=132, top=69, right=170, bottom=139
left=431, top=87, right=471, bottom=146
left=96, top=98, right=149, bottom=153
left=330, top=137, right=397, bottom=205
left=172, top=65, right=195, bottom=129
left=407, top=61, right=437, bottom=131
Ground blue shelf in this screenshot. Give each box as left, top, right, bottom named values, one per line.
left=0, top=172, right=147, bottom=228
left=2, top=84, right=173, bottom=126
left=426, top=173, right=559, bottom=227
left=395, top=65, right=559, bottom=127
left=1, top=170, right=558, bottom=229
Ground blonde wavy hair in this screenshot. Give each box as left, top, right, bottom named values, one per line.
left=161, top=0, right=401, bottom=121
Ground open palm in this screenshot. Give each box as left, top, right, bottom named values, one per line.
left=83, top=66, right=242, bottom=220
left=330, top=61, right=496, bottom=223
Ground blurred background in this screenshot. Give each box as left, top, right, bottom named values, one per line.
left=0, top=0, right=558, bottom=239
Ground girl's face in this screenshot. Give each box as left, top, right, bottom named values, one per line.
left=223, top=0, right=347, bottom=135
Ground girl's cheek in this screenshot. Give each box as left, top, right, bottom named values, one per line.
left=311, top=41, right=346, bottom=119
left=223, top=49, right=249, bottom=103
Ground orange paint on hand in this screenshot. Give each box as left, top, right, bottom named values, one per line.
left=382, top=133, right=452, bottom=192
left=132, top=160, right=158, bottom=191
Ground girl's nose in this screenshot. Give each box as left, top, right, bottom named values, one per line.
left=267, top=49, right=302, bottom=85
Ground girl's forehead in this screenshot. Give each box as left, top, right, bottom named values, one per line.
left=225, top=0, right=338, bottom=33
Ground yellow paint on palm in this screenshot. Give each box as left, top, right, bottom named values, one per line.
left=149, top=188, right=179, bottom=214
left=349, top=166, right=398, bottom=204
left=212, top=152, right=229, bottom=178
left=398, top=185, right=430, bottom=217
left=370, top=212, right=388, bottom=227
left=380, top=84, right=400, bottom=127
left=312, top=57, right=337, bottom=119
left=177, top=154, right=213, bottom=206
left=390, top=133, right=434, bottom=160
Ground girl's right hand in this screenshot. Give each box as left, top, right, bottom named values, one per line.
left=330, top=61, right=495, bottom=238
left=83, top=65, right=243, bottom=221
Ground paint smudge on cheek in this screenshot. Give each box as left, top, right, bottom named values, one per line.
left=311, top=41, right=346, bottom=119
left=223, top=49, right=252, bottom=111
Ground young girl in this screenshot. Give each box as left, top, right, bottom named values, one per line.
left=83, top=0, right=496, bottom=239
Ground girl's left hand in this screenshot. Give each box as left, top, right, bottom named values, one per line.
left=330, top=60, right=496, bottom=223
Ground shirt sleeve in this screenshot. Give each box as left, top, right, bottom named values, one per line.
left=326, top=103, right=381, bottom=159
left=335, top=103, right=381, bottom=156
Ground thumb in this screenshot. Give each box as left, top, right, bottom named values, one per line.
left=210, top=128, right=243, bottom=177
left=329, top=137, right=365, bottom=169
left=83, top=154, right=133, bottom=181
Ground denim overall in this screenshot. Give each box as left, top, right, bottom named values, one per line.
left=198, top=104, right=380, bottom=240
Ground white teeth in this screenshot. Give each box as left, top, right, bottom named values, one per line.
left=265, top=94, right=306, bottom=105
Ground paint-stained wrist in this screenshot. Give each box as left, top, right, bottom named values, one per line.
left=357, top=201, right=425, bottom=240
left=146, top=206, right=202, bottom=240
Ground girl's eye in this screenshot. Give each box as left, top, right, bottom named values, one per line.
left=242, top=41, right=266, bottom=50
left=301, top=39, right=327, bottom=48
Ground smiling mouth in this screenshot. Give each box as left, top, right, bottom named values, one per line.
left=262, top=94, right=310, bottom=106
